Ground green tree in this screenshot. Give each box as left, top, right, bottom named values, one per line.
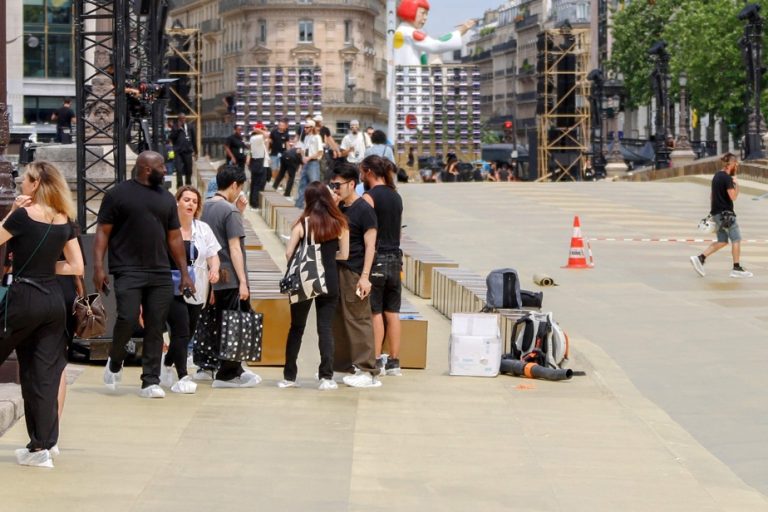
left=610, top=0, right=768, bottom=135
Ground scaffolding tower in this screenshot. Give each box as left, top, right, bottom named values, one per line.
left=536, top=26, right=591, bottom=181
left=166, top=27, right=203, bottom=155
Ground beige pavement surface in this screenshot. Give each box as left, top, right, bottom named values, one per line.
left=0, top=181, right=766, bottom=511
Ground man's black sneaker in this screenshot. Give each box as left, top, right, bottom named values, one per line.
left=385, top=358, right=402, bottom=377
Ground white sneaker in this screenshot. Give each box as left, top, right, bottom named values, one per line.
left=730, top=268, right=754, bottom=278
left=49, top=445, right=60, bottom=458
left=138, top=384, right=166, bottom=398
left=171, top=375, right=197, bottom=394
left=15, top=449, right=53, bottom=468
left=343, top=371, right=382, bottom=388
left=318, top=378, right=338, bottom=391
left=160, top=364, right=175, bottom=388
left=277, top=379, right=299, bottom=388
left=193, top=369, right=214, bottom=381
left=690, top=255, right=705, bottom=277
left=103, top=358, right=122, bottom=390
left=212, top=372, right=262, bottom=388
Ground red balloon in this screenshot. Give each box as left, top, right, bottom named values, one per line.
left=405, top=113, right=418, bottom=130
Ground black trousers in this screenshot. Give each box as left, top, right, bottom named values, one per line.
left=272, top=162, right=299, bottom=197
left=284, top=294, right=337, bottom=381
left=175, top=150, right=194, bottom=187
left=213, top=288, right=247, bottom=381
left=165, top=296, right=203, bottom=378
left=0, top=278, right=67, bottom=451
left=109, top=272, right=173, bottom=387
left=248, top=158, right=267, bottom=208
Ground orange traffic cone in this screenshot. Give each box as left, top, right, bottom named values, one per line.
left=563, top=216, right=593, bottom=269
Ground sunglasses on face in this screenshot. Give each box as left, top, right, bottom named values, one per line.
left=328, top=180, right=351, bottom=190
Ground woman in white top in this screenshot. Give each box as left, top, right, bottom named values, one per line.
left=162, top=186, right=222, bottom=393
left=246, top=123, right=270, bottom=209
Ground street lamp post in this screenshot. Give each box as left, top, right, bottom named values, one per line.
left=604, top=74, right=628, bottom=175
left=649, top=41, right=671, bottom=169
left=670, top=71, right=696, bottom=166
left=587, top=69, right=606, bottom=179
left=739, top=3, right=765, bottom=160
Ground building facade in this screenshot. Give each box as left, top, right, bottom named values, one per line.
left=170, top=0, right=388, bottom=157
left=8, top=0, right=78, bottom=141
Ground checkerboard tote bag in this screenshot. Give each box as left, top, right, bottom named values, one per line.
left=287, top=217, right=328, bottom=304
left=218, top=295, right=263, bottom=362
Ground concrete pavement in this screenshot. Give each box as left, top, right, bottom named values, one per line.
left=0, top=180, right=766, bottom=511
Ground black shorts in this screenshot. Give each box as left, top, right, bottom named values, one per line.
left=369, top=252, right=402, bottom=314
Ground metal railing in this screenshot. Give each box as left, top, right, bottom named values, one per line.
left=323, top=88, right=387, bottom=110
left=221, top=0, right=378, bottom=13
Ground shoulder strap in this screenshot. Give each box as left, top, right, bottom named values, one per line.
left=15, top=219, right=54, bottom=278
left=304, top=217, right=315, bottom=245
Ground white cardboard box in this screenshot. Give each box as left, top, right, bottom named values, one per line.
left=449, top=314, right=502, bottom=377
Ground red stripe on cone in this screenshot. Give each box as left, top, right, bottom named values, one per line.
left=563, top=216, right=593, bottom=269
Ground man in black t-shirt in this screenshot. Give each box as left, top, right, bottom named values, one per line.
left=224, top=125, right=247, bottom=170
left=269, top=118, right=290, bottom=178
left=93, top=150, right=195, bottom=398
left=690, top=153, right=753, bottom=278
left=51, top=98, right=75, bottom=143
left=329, top=163, right=381, bottom=388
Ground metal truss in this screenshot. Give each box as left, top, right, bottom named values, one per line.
left=74, top=0, right=129, bottom=232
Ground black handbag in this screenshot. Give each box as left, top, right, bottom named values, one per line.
left=218, top=297, right=263, bottom=362
left=192, top=292, right=220, bottom=371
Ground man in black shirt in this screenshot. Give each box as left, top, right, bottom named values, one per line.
left=168, top=113, right=197, bottom=187
left=224, top=125, right=247, bottom=170
left=51, top=98, right=75, bottom=143
left=690, top=153, right=753, bottom=278
left=269, top=118, right=290, bottom=182
left=361, top=155, right=404, bottom=376
left=93, top=150, right=195, bottom=398
left=329, top=163, right=382, bottom=388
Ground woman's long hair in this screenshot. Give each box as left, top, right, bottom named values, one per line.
left=360, top=155, right=395, bottom=189
left=25, top=160, right=76, bottom=220
left=296, top=181, right=347, bottom=243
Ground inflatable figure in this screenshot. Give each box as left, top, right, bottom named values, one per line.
left=393, top=0, right=475, bottom=66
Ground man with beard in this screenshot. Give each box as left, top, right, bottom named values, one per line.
left=93, top=150, right=195, bottom=398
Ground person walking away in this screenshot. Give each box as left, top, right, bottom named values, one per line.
left=364, top=129, right=395, bottom=164
left=0, top=161, right=84, bottom=467
left=224, top=125, right=247, bottom=171
left=169, top=113, right=197, bottom=188
left=329, top=163, right=381, bottom=388
left=279, top=182, right=349, bottom=390
left=269, top=118, right=290, bottom=185
left=360, top=155, right=404, bottom=376
left=162, top=186, right=221, bottom=392
left=94, top=151, right=195, bottom=399
left=340, top=120, right=368, bottom=165
left=246, top=122, right=269, bottom=210
left=51, top=98, right=76, bottom=144
left=295, top=120, right=323, bottom=209
left=201, top=166, right=262, bottom=388
left=690, top=153, right=753, bottom=278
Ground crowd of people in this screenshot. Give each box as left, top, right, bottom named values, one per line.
left=0, top=112, right=406, bottom=467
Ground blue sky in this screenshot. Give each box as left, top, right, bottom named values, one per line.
left=421, top=0, right=505, bottom=36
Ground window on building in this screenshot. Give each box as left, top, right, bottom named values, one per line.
left=298, top=0, right=312, bottom=3
left=299, top=20, right=314, bottom=43
left=23, top=95, right=64, bottom=124
left=259, top=19, right=267, bottom=44
left=23, top=0, right=74, bottom=78
left=344, top=20, right=352, bottom=44
left=336, top=121, right=350, bottom=136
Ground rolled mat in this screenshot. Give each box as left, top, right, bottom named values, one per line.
left=532, top=273, right=557, bottom=286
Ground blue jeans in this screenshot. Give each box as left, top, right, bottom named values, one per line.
left=295, top=160, right=320, bottom=209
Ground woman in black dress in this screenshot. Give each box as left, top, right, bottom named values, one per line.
left=0, top=161, right=84, bottom=468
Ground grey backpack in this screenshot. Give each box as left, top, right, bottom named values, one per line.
left=485, top=268, right=522, bottom=309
